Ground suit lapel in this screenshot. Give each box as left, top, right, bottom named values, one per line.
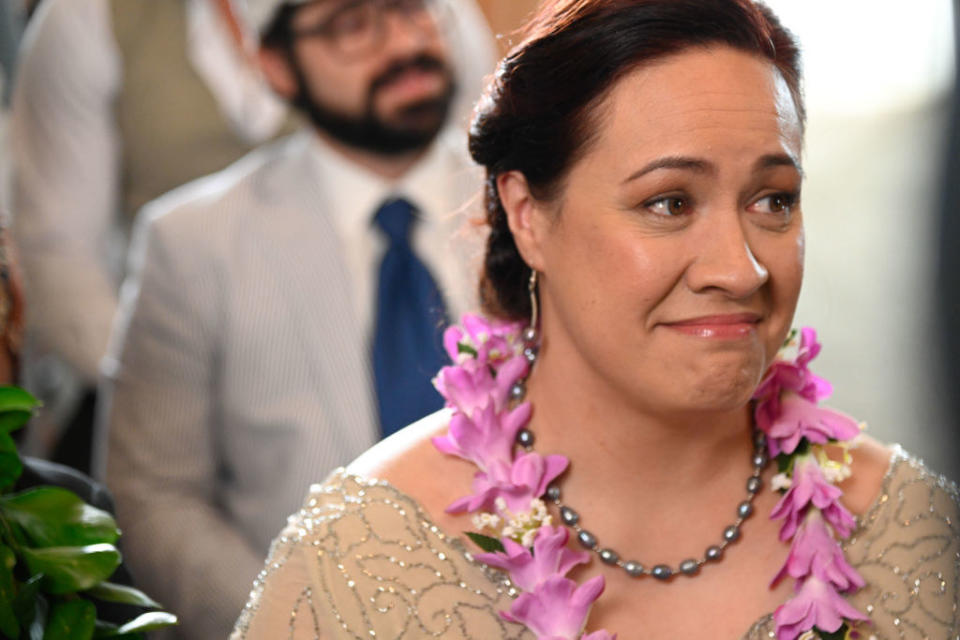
left=254, top=139, right=380, bottom=454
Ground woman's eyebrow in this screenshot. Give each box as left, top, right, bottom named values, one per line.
left=621, top=156, right=712, bottom=184
left=621, top=153, right=804, bottom=185
left=754, top=153, right=804, bottom=178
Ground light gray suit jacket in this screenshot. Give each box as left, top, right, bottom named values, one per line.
left=95, top=130, right=482, bottom=640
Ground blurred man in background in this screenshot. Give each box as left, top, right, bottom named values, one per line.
left=9, top=0, right=492, bottom=475
left=96, top=0, right=494, bottom=637
left=9, top=0, right=299, bottom=472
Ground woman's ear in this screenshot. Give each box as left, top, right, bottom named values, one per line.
left=257, top=46, right=298, bottom=100
left=497, top=171, right=549, bottom=272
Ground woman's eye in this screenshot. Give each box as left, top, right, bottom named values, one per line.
left=752, top=192, right=798, bottom=215
left=645, top=196, right=689, bottom=216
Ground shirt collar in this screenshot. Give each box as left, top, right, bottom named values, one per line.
left=308, top=128, right=469, bottom=240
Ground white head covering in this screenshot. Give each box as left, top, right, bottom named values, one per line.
left=239, top=0, right=312, bottom=35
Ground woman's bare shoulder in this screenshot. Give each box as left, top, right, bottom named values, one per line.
left=837, top=435, right=897, bottom=515
left=346, top=410, right=475, bottom=528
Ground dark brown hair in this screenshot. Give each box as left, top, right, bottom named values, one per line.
left=470, top=0, right=803, bottom=321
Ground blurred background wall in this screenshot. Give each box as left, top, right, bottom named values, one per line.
left=763, top=0, right=958, bottom=475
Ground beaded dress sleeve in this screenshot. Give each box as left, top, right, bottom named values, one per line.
left=230, top=470, right=534, bottom=640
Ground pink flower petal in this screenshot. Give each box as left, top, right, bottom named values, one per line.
left=774, top=575, right=868, bottom=640
left=580, top=631, right=617, bottom=640
left=501, top=575, right=605, bottom=639
left=443, top=326, right=466, bottom=362
left=474, top=527, right=591, bottom=592
left=772, top=511, right=864, bottom=592
left=771, top=457, right=849, bottom=541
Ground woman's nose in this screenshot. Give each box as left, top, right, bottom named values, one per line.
left=684, top=214, right=769, bottom=299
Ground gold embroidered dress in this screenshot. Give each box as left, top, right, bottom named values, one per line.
left=231, top=447, right=959, bottom=639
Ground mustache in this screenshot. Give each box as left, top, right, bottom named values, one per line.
left=369, top=54, right=448, bottom=94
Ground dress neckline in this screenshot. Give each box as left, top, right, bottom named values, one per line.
left=331, top=444, right=908, bottom=638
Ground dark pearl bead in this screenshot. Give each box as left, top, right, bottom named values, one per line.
left=623, top=561, right=644, bottom=577
left=752, top=453, right=768, bottom=469
left=560, top=506, right=579, bottom=526
left=577, top=530, right=597, bottom=549
left=516, top=429, right=534, bottom=447
left=746, top=476, right=762, bottom=493
left=651, top=565, right=673, bottom=580
left=723, top=525, right=740, bottom=542
left=522, top=327, right=538, bottom=343
left=545, top=485, right=561, bottom=501
left=509, top=382, right=526, bottom=400
left=679, top=559, right=699, bottom=576
left=599, top=548, right=619, bottom=565
left=737, top=501, right=754, bottom=519
left=705, top=545, right=723, bottom=562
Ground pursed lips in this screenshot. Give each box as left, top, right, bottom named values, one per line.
left=659, top=313, right=762, bottom=338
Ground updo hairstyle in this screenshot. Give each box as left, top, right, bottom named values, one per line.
left=470, top=0, right=804, bottom=321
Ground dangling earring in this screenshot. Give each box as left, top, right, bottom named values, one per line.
left=522, top=269, right=539, bottom=344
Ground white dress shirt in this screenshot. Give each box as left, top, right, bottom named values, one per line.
left=312, top=131, right=484, bottom=343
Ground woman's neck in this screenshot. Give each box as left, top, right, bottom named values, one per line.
left=524, top=333, right=755, bottom=493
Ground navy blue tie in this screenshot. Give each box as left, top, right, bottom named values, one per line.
left=372, top=198, right=448, bottom=438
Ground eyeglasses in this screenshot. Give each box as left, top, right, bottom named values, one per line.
left=290, top=0, right=440, bottom=59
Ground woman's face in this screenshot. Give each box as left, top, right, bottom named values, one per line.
left=513, top=46, right=805, bottom=415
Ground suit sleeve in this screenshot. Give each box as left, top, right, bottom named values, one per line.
left=9, top=0, right=122, bottom=382
left=97, top=207, right=264, bottom=640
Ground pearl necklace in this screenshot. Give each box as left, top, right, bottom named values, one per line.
left=509, top=327, right=771, bottom=581
left=433, top=315, right=867, bottom=640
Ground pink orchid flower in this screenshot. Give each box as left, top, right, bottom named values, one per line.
left=772, top=510, right=864, bottom=592
left=580, top=631, right=618, bottom=640
left=443, top=313, right=524, bottom=365
left=820, top=500, right=857, bottom=539
left=474, top=526, right=591, bottom=592
left=763, top=392, right=861, bottom=457
left=446, top=452, right=568, bottom=515
left=433, top=355, right=530, bottom=419
left=771, top=456, right=854, bottom=541
left=501, top=574, right=606, bottom=640
left=432, top=402, right=532, bottom=471
left=754, top=328, right=834, bottom=442
left=773, top=574, right=869, bottom=640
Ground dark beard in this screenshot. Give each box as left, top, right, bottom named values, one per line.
left=290, top=53, right=456, bottom=155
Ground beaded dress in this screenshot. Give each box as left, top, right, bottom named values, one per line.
left=231, top=446, right=959, bottom=639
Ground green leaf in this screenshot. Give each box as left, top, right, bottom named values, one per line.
left=465, top=532, right=505, bottom=553
left=1, top=487, right=120, bottom=547
left=91, top=619, right=144, bottom=640
left=0, top=431, right=23, bottom=489
left=817, top=623, right=849, bottom=640
left=0, top=387, right=39, bottom=434
left=21, top=544, right=121, bottom=594
left=0, top=544, right=20, bottom=638
left=13, top=575, right=42, bottom=632
left=84, top=582, right=161, bottom=609
left=457, top=342, right=478, bottom=358
left=776, top=453, right=793, bottom=475
left=111, top=612, right=177, bottom=634
left=782, top=328, right=798, bottom=349
left=42, top=599, right=96, bottom=640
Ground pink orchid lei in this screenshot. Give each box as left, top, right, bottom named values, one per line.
left=754, top=328, right=869, bottom=640
left=431, top=316, right=866, bottom=640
